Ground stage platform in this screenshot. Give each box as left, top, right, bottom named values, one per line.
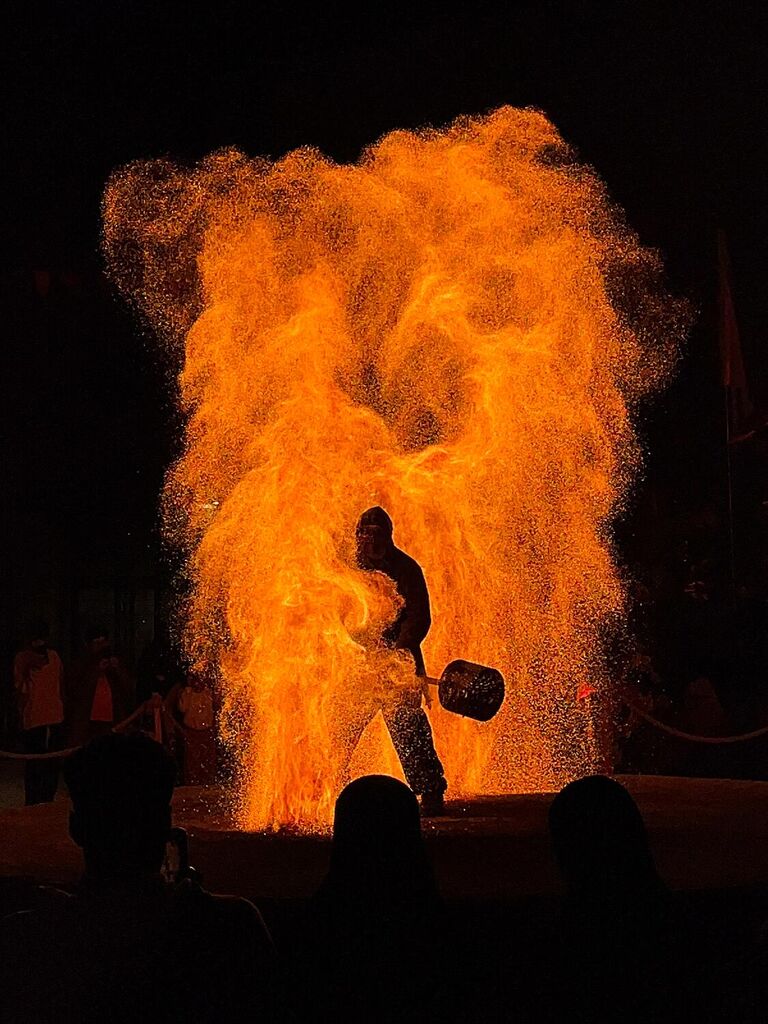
left=2, top=775, right=768, bottom=901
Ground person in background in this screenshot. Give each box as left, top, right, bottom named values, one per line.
left=0, top=732, right=275, bottom=1023
left=166, top=671, right=217, bottom=785
left=13, top=619, right=64, bottom=805
left=136, top=630, right=184, bottom=705
left=68, top=628, right=132, bottom=745
left=89, top=648, right=128, bottom=736
left=69, top=625, right=117, bottom=680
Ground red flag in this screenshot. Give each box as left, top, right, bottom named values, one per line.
left=576, top=682, right=597, bottom=701
left=717, top=231, right=753, bottom=441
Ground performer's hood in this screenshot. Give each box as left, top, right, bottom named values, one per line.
left=356, top=506, right=394, bottom=537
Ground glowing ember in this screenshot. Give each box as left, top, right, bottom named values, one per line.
left=104, top=107, right=684, bottom=830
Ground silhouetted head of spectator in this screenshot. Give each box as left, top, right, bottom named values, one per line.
left=64, top=733, right=175, bottom=881
left=548, top=775, right=661, bottom=899
left=356, top=506, right=394, bottom=568
left=324, top=774, right=435, bottom=904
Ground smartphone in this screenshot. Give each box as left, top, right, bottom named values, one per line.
left=161, top=827, right=191, bottom=885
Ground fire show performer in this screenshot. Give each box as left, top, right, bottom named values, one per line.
left=355, top=507, right=448, bottom=815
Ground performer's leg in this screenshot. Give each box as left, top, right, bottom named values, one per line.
left=383, top=697, right=446, bottom=797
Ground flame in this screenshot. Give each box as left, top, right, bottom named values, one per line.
left=104, top=107, right=684, bottom=830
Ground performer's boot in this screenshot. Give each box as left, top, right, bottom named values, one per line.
left=419, top=790, right=446, bottom=817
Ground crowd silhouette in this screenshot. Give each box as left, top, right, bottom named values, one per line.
left=0, top=734, right=766, bottom=1021
left=0, top=734, right=274, bottom=1023
left=543, top=776, right=682, bottom=1023
left=287, top=775, right=452, bottom=1021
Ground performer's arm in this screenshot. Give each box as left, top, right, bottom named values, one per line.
left=397, top=562, right=431, bottom=649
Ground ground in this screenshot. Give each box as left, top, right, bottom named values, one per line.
left=1, top=775, right=767, bottom=900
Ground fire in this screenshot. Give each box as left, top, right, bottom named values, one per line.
left=104, top=107, right=683, bottom=830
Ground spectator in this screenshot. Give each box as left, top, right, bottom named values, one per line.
left=68, top=627, right=133, bottom=745
left=0, top=733, right=275, bottom=1023
left=545, top=775, right=685, bottom=1024
left=13, top=618, right=64, bottom=805
left=289, top=774, right=451, bottom=1021
left=706, top=913, right=768, bottom=1022
left=167, top=671, right=217, bottom=785
left=136, top=632, right=184, bottom=704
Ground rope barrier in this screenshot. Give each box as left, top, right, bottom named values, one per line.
left=0, top=745, right=79, bottom=762
left=0, top=702, right=162, bottom=761
left=161, top=708, right=192, bottom=738
left=622, top=698, right=768, bottom=746
left=4, top=692, right=768, bottom=758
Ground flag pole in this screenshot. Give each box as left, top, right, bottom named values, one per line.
left=717, top=229, right=746, bottom=609
left=723, top=382, right=737, bottom=608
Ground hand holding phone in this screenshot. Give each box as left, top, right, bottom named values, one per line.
left=161, top=827, right=194, bottom=885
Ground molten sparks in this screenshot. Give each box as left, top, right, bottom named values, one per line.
left=104, top=107, right=683, bottom=830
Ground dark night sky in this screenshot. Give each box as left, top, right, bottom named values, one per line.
left=5, top=0, right=768, bottom=590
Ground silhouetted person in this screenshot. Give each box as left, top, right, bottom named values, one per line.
left=353, top=507, right=447, bottom=814
left=705, top=909, right=768, bottom=1024
left=136, top=632, right=183, bottom=703
left=13, top=618, right=64, bottom=804
left=166, top=671, right=218, bottom=784
left=67, top=627, right=132, bottom=744
left=289, top=775, right=449, bottom=1022
left=546, top=775, right=680, bottom=1024
left=0, top=733, right=274, bottom=1023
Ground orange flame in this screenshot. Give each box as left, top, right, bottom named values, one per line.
left=104, top=107, right=684, bottom=830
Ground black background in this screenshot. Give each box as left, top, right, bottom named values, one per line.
left=5, top=1, right=767, bottom=634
